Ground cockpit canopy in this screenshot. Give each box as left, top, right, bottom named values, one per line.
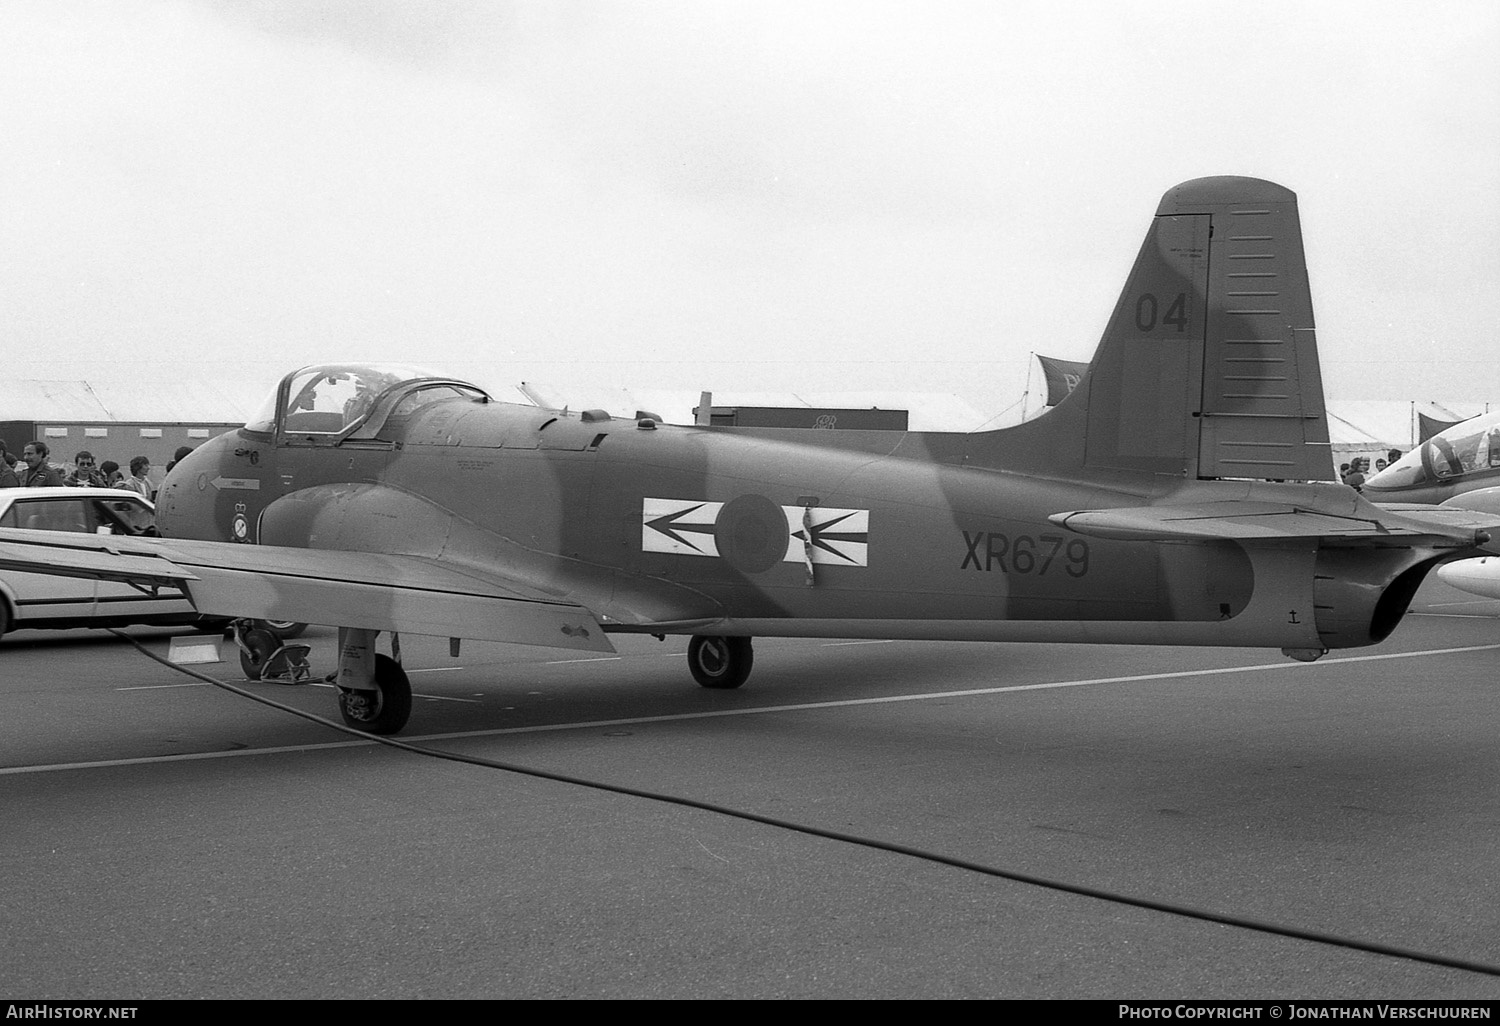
left=245, top=363, right=492, bottom=442
left=1366, top=410, right=1500, bottom=490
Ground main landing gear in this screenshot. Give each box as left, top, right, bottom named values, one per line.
left=687, top=635, right=754, bottom=690
left=333, top=627, right=412, bottom=735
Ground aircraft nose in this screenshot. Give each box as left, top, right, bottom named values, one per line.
left=1436, top=557, right=1500, bottom=601
left=155, top=431, right=243, bottom=539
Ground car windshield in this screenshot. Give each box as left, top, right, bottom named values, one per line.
left=0, top=495, right=155, bottom=535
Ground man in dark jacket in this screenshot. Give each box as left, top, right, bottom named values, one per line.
left=20, top=441, right=65, bottom=487
left=0, top=438, right=17, bottom=488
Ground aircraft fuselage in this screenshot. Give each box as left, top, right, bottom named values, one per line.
left=157, top=396, right=1398, bottom=652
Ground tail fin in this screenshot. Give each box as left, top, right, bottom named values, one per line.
left=1030, top=176, right=1333, bottom=482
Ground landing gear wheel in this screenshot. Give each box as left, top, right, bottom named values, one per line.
left=688, top=635, right=754, bottom=689
left=337, top=654, right=412, bottom=735
left=238, top=628, right=279, bottom=680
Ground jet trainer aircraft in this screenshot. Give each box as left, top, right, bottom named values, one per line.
left=1363, top=412, right=1500, bottom=599
left=1, top=176, right=1495, bottom=735
left=1364, top=411, right=1500, bottom=506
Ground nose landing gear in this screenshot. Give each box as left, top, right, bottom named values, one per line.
left=234, top=623, right=312, bottom=683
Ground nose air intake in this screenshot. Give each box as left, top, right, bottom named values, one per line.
left=154, top=431, right=253, bottom=542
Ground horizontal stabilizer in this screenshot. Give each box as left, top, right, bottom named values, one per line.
left=1050, top=501, right=1496, bottom=544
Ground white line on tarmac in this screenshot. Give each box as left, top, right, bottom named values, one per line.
left=118, top=680, right=479, bottom=702
left=12, top=642, right=1500, bottom=778
left=419, top=642, right=1500, bottom=741
left=116, top=682, right=215, bottom=691
left=295, top=680, right=475, bottom=702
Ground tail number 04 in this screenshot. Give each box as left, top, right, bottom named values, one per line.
left=1135, top=292, right=1190, bottom=333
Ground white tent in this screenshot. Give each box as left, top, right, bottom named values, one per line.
left=1324, top=400, right=1493, bottom=469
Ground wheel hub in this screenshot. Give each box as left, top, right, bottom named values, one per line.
left=698, top=641, right=728, bottom=675
left=340, top=689, right=381, bottom=721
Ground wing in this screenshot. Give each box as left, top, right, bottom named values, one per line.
left=0, top=528, right=614, bottom=652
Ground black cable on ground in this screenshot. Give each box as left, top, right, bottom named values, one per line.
left=111, top=629, right=1500, bottom=980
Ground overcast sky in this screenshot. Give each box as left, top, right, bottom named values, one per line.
left=3, top=0, right=1496, bottom=415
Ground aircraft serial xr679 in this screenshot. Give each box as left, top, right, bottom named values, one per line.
left=1, top=177, right=1494, bottom=735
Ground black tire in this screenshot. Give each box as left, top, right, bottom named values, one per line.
left=0, top=600, right=10, bottom=639
left=688, top=635, right=754, bottom=689
left=238, top=628, right=279, bottom=680
left=337, top=654, right=412, bottom=735
left=256, top=619, right=308, bottom=640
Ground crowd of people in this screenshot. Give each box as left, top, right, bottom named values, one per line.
left=0, top=439, right=195, bottom=500
left=1338, top=449, right=1404, bottom=491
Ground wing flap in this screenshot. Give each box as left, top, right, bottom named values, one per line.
left=0, top=529, right=612, bottom=652
left=179, top=566, right=610, bottom=650
left=0, top=534, right=198, bottom=588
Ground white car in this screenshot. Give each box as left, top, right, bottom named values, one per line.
left=0, top=486, right=226, bottom=637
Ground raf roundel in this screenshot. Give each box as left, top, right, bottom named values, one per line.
left=714, top=494, right=790, bottom=574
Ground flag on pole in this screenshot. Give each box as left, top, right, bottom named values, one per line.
left=1036, top=355, right=1088, bottom=406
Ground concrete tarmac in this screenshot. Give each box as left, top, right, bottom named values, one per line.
left=1, top=581, right=1498, bottom=999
